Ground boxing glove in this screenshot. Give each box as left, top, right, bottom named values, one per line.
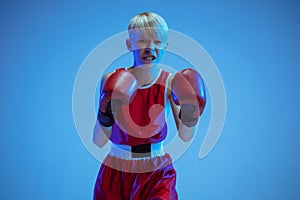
left=171, top=68, right=206, bottom=127
left=98, top=69, right=138, bottom=127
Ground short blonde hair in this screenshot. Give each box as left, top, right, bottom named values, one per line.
left=128, top=12, right=169, bottom=41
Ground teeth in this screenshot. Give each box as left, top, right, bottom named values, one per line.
left=144, top=56, right=155, bottom=61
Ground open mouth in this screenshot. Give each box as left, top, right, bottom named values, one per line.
left=142, top=55, right=156, bottom=62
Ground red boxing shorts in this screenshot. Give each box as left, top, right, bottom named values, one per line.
left=93, top=153, right=178, bottom=200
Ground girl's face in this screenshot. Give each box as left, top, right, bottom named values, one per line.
left=127, top=28, right=168, bottom=68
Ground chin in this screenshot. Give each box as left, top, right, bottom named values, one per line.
left=142, top=63, right=158, bottom=69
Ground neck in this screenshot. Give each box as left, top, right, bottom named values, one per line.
left=128, top=64, right=160, bottom=87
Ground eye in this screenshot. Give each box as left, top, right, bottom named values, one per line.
left=155, top=40, right=162, bottom=44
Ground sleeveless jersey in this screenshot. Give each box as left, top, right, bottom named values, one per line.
left=110, top=68, right=170, bottom=146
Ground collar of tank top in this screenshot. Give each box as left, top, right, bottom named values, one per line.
left=127, top=67, right=162, bottom=89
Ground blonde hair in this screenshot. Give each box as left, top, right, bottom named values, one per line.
left=128, top=12, right=169, bottom=41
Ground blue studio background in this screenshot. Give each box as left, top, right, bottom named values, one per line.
left=1, top=0, right=300, bottom=199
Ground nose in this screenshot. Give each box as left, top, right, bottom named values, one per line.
left=145, top=40, right=155, bottom=52
left=145, top=47, right=152, bottom=53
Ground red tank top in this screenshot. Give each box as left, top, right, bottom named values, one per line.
left=110, top=68, right=170, bottom=145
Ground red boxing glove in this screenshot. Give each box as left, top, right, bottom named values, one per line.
left=98, top=69, right=138, bottom=127
left=171, top=68, right=206, bottom=127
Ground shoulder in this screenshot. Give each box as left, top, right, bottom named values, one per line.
left=163, top=70, right=175, bottom=99
left=102, top=72, right=113, bottom=81
left=101, top=72, right=113, bottom=87
left=101, top=68, right=126, bottom=84
left=100, top=68, right=122, bottom=90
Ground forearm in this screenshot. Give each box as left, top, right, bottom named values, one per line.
left=93, top=121, right=112, bottom=148
left=178, top=122, right=196, bottom=142
left=170, top=96, right=197, bottom=142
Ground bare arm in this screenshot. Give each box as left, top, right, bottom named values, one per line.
left=168, top=75, right=197, bottom=142
left=93, top=120, right=112, bottom=148
left=93, top=72, right=113, bottom=148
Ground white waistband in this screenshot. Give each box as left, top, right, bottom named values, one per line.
left=109, top=141, right=165, bottom=160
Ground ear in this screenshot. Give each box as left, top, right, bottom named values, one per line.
left=126, top=38, right=132, bottom=52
